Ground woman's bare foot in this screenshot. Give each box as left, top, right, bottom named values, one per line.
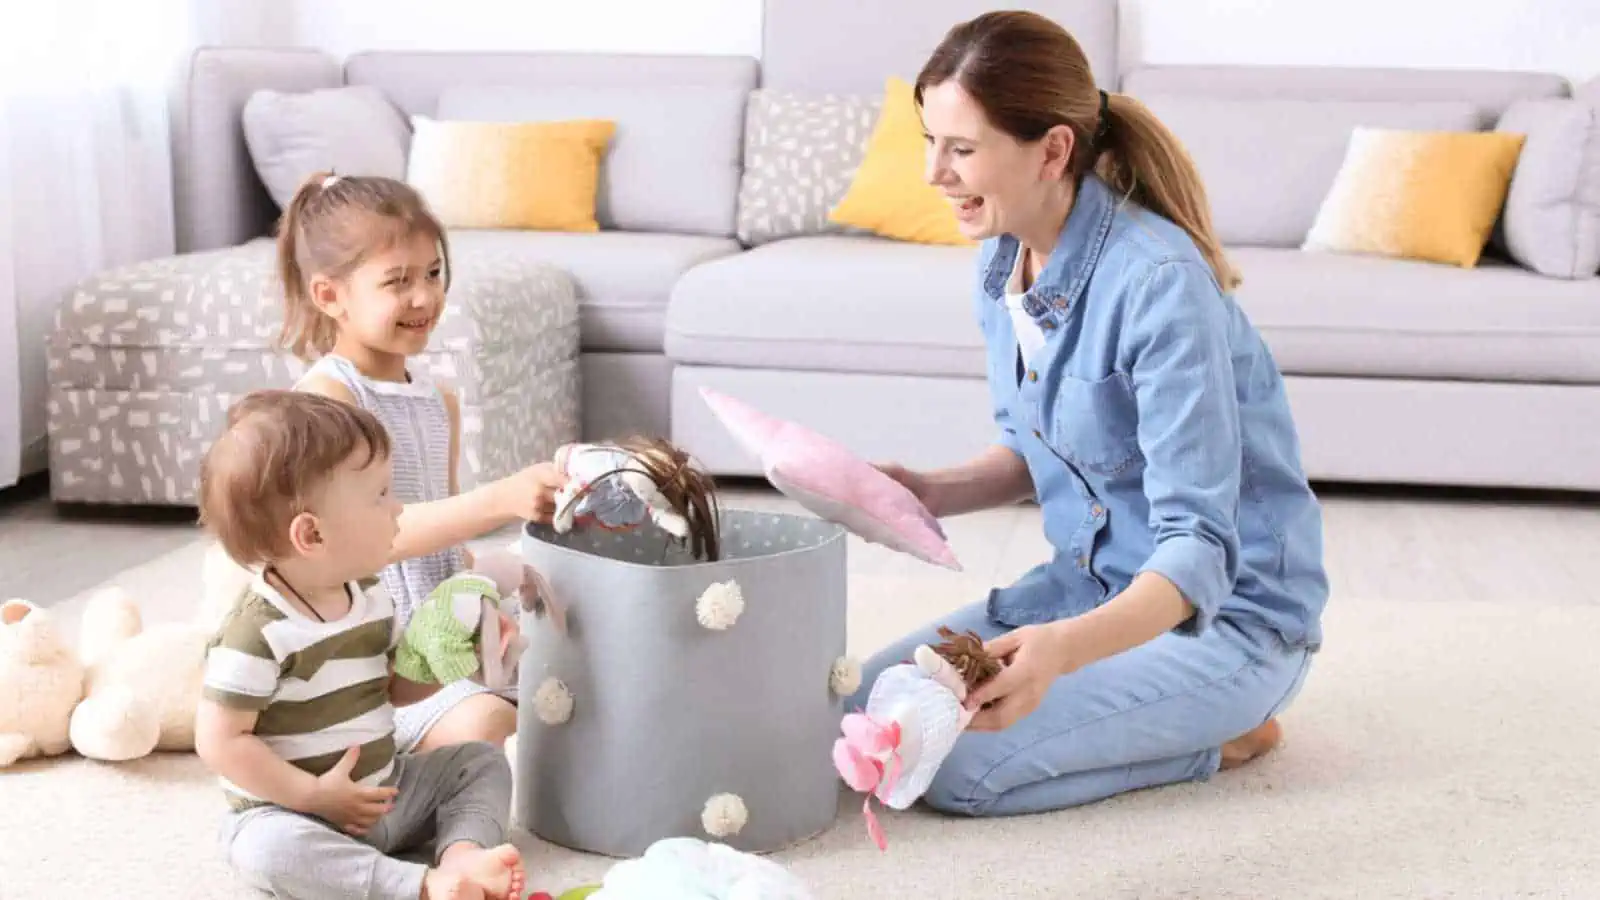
left=422, top=869, right=484, bottom=900
left=439, top=843, right=526, bottom=900
left=1219, top=718, right=1282, bottom=770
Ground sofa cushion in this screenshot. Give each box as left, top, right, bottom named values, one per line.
left=1132, top=94, right=1481, bottom=247
left=240, top=84, right=412, bottom=209
left=665, top=236, right=983, bottom=376
left=1229, top=247, right=1600, bottom=383
left=735, top=88, right=880, bottom=246
left=1492, top=99, right=1600, bottom=279
left=1300, top=128, right=1525, bottom=268
left=435, top=84, right=748, bottom=239
left=450, top=230, right=741, bottom=354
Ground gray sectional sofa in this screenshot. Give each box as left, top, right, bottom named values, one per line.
left=45, top=0, right=1600, bottom=506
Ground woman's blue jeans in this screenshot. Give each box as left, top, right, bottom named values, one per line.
left=847, top=601, right=1313, bottom=817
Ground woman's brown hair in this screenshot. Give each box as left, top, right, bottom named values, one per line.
left=915, top=11, right=1240, bottom=292
left=276, top=172, right=454, bottom=361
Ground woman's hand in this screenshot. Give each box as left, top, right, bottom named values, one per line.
left=874, top=461, right=943, bottom=518
left=964, top=621, right=1079, bottom=731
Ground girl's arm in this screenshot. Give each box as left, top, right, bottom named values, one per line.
left=299, top=375, right=561, bottom=563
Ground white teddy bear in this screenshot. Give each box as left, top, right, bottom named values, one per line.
left=0, top=542, right=248, bottom=768
left=67, top=585, right=212, bottom=761
left=0, top=599, right=83, bottom=767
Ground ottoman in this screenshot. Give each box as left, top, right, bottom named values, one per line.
left=46, top=239, right=580, bottom=505
left=514, top=509, right=851, bottom=857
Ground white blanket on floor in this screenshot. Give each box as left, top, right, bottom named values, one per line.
left=592, top=838, right=813, bottom=900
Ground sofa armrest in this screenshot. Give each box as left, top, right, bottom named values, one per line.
left=171, top=46, right=341, bottom=253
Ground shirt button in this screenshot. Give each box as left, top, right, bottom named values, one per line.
left=1028, top=370, right=1039, bottom=382
left=1091, top=503, right=1104, bottom=516
left=1033, top=428, right=1042, bottom=438
left=1078, top=554, right=1090, bottom=568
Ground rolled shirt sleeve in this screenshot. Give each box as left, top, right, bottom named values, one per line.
left=1123, top=259, right=1243, bottom=634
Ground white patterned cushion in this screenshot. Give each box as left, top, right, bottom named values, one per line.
left=734, top=89, right=881, bottom=246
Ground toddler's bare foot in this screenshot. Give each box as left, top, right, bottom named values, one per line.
left=440, top=843, right=526, bottom=900
left=422, top=869, right=484, bottom=900
left=1219, top=717, right=1282, bottom=770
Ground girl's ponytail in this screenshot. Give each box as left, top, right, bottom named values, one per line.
left=1093, top=94, right=1241, bottom=292
left=275, top=171, right=340, bottom=361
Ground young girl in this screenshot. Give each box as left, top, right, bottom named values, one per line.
left=275, top=171, right=566, bottom=754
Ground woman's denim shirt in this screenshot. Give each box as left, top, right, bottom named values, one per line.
left=979, top=173, right=1329, bottom=651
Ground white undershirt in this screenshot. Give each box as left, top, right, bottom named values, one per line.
left=1005, top=248, right=1048, bottom=365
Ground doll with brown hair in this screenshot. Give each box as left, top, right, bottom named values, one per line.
left=928, top=626, right=1005, bottom=695
left=551, top=436, right=723, bottom=562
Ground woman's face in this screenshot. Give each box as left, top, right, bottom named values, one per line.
left=920, top=80, right=1074, bottom=242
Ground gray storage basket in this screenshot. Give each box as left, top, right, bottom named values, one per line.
left=515, top=508, right=849, bottom=857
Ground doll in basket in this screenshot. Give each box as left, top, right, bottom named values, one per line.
left=551, top=436, right=723, bottom=562
left=833, top=627, right=1006, bottom=850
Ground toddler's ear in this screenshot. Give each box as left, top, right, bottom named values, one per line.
left=287, top=512, right=323, bottom=555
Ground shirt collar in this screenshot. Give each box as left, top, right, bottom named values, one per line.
left=983, top=172, right=1119, bottom=312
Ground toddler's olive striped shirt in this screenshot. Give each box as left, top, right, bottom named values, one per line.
left=202, top=574, right=399, bottom=811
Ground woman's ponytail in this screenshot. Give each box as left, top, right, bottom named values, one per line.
left=917, top=11, right=1240, bottom=293
left=1093, top=93, right=1241, bottom=292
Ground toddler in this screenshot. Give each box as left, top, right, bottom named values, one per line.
left=274, top=170, right=566, bottom=753
left=194, top=389, right=526, bottom=900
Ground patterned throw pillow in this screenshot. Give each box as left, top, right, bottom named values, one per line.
left=735, top=89, right=881, bottom=245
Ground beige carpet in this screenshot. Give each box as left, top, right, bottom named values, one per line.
left=3, top=517, right=1598, bottom=899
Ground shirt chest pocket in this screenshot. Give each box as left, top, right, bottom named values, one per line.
left=1045, top=371, right=1143, bottom=476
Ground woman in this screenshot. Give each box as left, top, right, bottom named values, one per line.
left=853, top=10, right=1330, bottom=817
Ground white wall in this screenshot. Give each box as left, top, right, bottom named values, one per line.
left=1121, top=0, right=1599, bottom=84
left=290, top=0, right=761, bottom=60
left=288, top=0, right=1598, bottom=84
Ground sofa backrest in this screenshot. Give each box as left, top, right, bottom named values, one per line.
left=173, top=47, right=758, bottom=252
left=760, top=0, right=1119, bottom=95
left=345, top=51, right=758, bottom=238
left=174, top=47, right=342, bottom=253
left=1120, top=65, right=1573, bottom=248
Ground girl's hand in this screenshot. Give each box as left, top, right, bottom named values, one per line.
left=495, top=462, right=569, bottom=524
left=964, top=622, right=1077, bottom=731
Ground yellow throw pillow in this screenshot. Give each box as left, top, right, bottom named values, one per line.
left=1303, top=127, right=1526, bottom=267
left=406, top=116, right=615, bottom=231
left=829, top=77, right=972, bottom=246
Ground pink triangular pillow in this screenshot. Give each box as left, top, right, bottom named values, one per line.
left=700, top=387, right=961, bottom=571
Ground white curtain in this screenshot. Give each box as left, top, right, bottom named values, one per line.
left=0, top=0, right=195, bottom=489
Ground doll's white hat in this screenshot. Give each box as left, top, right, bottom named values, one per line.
left=833, top=645, right=977, bottom=849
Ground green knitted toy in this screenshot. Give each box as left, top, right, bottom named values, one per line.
left=394, top=572, right=521, bottom=687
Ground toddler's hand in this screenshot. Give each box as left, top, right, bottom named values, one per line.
left=304, top=746, right=398, bottom=836
left=495, top=462, right=569, bottom=524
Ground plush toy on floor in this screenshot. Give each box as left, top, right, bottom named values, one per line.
left=394, top=549, right=564, bottom=691
left=0, top=599, right=81, bottom=767
left=0, top=584, right=214, bottom=767
left=833, top=627, right=1005, bottom=849
left=581, top=837, right=813, bottom=899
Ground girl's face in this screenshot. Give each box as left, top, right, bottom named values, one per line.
left=919, top=80, right=1076, bottom=243
left=312, top=227, right=447, bottom=360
